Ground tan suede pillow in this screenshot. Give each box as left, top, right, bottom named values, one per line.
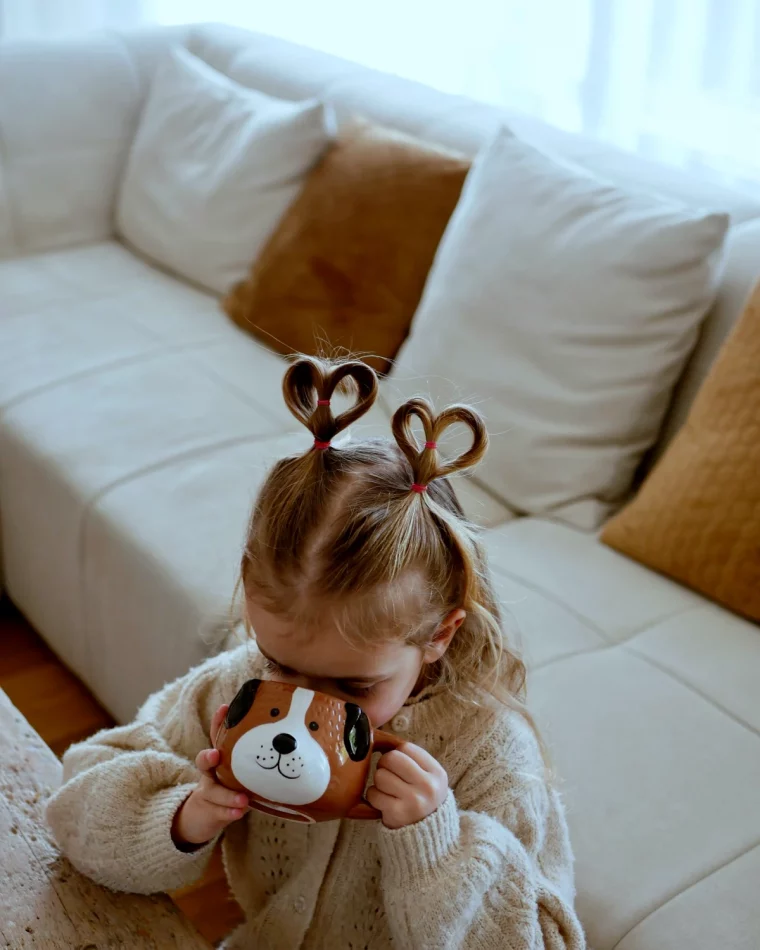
left=223, top=123, right=470, bottom=373
left=602, top=280, right=760, bottom=621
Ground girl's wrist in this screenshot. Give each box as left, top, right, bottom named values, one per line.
left=170, top=789, right=213, bottom=854
left=377, top=790, right=459, bottom=885
left=171, top=801, right=209, bottom=852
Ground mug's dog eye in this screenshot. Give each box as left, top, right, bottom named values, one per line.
left=309, top=721, right=319, bottom=731
left=270, top=708, right=280, bottom=717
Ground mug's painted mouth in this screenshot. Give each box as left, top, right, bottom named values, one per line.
left=256, top=755, right=299, bottom=780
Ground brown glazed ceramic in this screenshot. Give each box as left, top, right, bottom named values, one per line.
left=214, top=680, right=403, bottom=823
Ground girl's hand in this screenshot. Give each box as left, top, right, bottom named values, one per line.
left=367, top=742, right=449, bottom=830
left=172, top=704, right=250, bottom=848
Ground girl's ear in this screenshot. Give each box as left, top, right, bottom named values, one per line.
left=422, top=609, right=466, bottom=664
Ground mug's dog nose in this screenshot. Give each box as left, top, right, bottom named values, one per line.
left=272, top=733, right=297, bottom=755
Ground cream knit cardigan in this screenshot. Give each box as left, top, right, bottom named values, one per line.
left=46, top=643, right=586, bottom=949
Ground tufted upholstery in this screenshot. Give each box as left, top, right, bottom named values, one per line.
left=0, top=24, right=759, bottom=950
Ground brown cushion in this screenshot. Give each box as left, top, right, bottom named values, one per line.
left=222, top=122, right=470, bottom=374
left=601, top=280, right=760, bottom=621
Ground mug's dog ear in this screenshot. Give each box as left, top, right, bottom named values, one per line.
left=344, top=703, right=372, bottom=761
left=225, top=679, right=261, bottom=728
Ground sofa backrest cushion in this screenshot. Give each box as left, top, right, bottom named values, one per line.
left=0, top=28, right=190, bottom=257
left=390, top=125, right=729, bottom=527
left=602, top=277, right=760, bottom=621
left=222, top=120, right=470, bottom=374
left=116, top=45, right=334, bottom=295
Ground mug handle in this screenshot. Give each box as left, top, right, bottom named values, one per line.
left=346, top=729, right=405, bottom=821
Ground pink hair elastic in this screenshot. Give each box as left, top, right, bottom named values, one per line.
left=411, top=483, right=428, bottom=493
left=313, top=440, right=331, bottom=450
left=424, top=441, right=437, bottom=449
left=317, top=399, right=330, bottom=406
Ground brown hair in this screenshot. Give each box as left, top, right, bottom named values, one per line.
left=241, top=355, right=533, bottom=725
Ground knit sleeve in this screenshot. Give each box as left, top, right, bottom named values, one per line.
left=377, top=711, right=586, bottom=950
left=45, top=644, right=256, bottom=895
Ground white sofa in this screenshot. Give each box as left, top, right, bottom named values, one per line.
left=1, top=23, right=759, bottom=949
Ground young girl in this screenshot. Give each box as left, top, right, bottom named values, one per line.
left=47, top=356, right=585, bottom=950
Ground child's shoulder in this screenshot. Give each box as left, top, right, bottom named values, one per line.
left=446, top=693, right=546, bottom=777
left=186, top=639, right=266, bottom=697
left=141, top=639, right=265, bottom=727
left=440, top=696, right=551, bottom=816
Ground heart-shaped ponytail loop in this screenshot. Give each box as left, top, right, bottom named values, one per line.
left=282, top=356, right=379, bottom=451
left=391, top=397, right=488, bottom=494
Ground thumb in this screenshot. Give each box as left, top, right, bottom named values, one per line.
left=195, top=747, right=221, bottom=775
left=210, top=703, right=229, bottom=746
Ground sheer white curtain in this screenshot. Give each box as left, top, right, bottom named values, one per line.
left=150, top=0, right=760, bottom=195
left=0, top=0, right=148, bottom=37
left=3, top=0, right=758, bottom=194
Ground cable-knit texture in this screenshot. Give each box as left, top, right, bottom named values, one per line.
left=46, top=644, right=585, bottom=949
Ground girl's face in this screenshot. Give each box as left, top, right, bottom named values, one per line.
left=247, top=598, right=463, bottom=728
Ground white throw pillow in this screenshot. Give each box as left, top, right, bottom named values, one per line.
left=390, top=126, right=729, bottom=529
left=117, top=47, right=334, bottom=295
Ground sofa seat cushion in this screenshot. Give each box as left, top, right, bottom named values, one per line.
left=485, top=518, right=706, bottom=643
left=79, top=434, right=302, bottom=720
left=538, top=645, right=760, bottom=950
left=614, top=845, right=760, bottom=950
left=484, top=518, right=760, bottom=949
left=0, top=241, right=295, bottom=681
left=0, top=241, right=254, bottom=410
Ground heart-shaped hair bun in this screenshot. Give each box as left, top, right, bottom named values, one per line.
left=392, top=396, right=488, bottom=492
left=283, top=356, right=379, bottom=448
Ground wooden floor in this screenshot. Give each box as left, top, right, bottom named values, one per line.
left=0, top=595, right=244, bottom=946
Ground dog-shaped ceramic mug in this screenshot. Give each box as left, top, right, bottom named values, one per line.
left=213, top=679, right=403, bottom=823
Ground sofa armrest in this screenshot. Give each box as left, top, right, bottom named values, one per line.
left=0, top=28, right=182, bottom=258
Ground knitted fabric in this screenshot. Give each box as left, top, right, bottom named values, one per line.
left=46, top=643, right=585, bottom=949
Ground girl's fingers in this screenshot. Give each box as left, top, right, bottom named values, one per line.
left=210, top=704, right=229, bottom=746
left=372, top=765, right=409, bottom=799
left=365, top=785, right=396, bottom=811
left=207, top=802, right=247, bottom=824
left=195, top=747, right=220, bottom=773
left=392, top=742, right=440, bottom=773
left=377, top=748, right=428, bottom=784
left=202, top=782, right=249, bottom=810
